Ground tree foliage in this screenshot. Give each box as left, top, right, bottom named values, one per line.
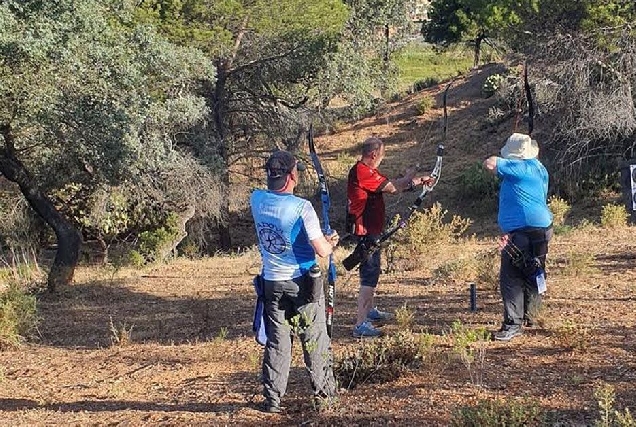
left=422, top=0, right=527, bottom=66
left=0, top=0, right=219, bottom=288
left=315, top=0, right=415, bottom=115
left=134, top=0, right=349, bottom=248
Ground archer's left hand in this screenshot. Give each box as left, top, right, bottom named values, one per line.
left=415, top=175, right=436, bottom=187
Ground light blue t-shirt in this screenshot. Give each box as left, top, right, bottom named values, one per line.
left=496, top=158, right=553, bottom=232
left=250, top=189, right=323, bottom=281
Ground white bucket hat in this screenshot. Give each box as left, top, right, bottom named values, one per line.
left=500, top=133, right=539, bottom=160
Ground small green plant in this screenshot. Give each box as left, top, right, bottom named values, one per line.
left=594, top=382, right=635, bottom=427
left=178, top=238, right=201, bottom=259
left=415, top=96, right=435, bottom=115
left=548, top=196, right=571, bottom=226
left=395, top=304, right=415, bottom=331
left=482, top=74, right=505, bottom=98
left=552, top=319, right=592, bottom=352
left=446, top=320, right=490, bottom=386
left=109, top=316, right=134, bottom=347
left=474, top=248, right=499, bottom=291
left=458, top=162, right=500, bottom=200
left=127, top=250, right=146, bottom=267
left=0, top=283, right=38, bottom=350
left=561, top=251, right=596, bottom=277
left=413, top=77, right=440, bottom=92
left=215, top=327, right=229, bottom=342
left=600, top=203, right=629, bottom=228
left=451, top=398, right=545, bottom=426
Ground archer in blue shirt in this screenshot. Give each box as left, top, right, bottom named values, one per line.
left=483, top=133, right=553, bottom=342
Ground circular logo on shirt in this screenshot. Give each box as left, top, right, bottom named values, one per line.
left=258, top=223, right=287, bottom=254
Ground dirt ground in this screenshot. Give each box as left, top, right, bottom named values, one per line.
left=2, top=63, right=636, bottom=426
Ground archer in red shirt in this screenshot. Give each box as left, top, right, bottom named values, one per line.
left=346, top=137, right=432, bottom=338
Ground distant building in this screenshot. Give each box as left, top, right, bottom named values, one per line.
left=411, top=0, right=431, bottom=23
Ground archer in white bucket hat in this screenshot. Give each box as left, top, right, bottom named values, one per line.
left=500, top=133, right=539, bottom=160
left=482, top=131, right=553, bottom=343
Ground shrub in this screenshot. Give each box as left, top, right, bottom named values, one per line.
left=600, top=203, right=629, bottom=228
left=548, top=196, right=571, bottom=226
left=396, top=203, right=472, bottom=255
left=0, top=284, right=38, bottom=350
left=482, top=74, right=505, bottom=98
left=432, top=258, right=477, bottom=284
left=552, top=320, right=592, bottom=352
left=446, top=320, right=490, bottom=386
left=413, top=77, right=440, bottom=92
left=335, top=330, right=422, bottom=389
left=395, top=303, right=416, bottom=331
left=560, top=251, right=596, bottom=277
left=137, top=213, right=181, bottom=262
left=594, top=382, right=635, bottom=427
left=415, top=96, right=435, bottom=115
left=451, top=398, right=545, bottom=426
left=474, top=249, right=499, bottom=291
left=458, top=162, right=500, bottom=200
left=109, top=316, right=134, bottom=347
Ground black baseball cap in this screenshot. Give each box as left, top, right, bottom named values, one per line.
left=265, top=150, right=306, bottom=190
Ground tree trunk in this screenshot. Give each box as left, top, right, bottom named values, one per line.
left=157, top=204, right=196, bottom=261
left=384, top=23, right=390, bottom=63
left=1, top=125, right=81, bottom=292
left=474, top=33, right=484, bottom=68
left=211, top=62, right=233, bottom=251
left=208, top=18, right=249, bottom=252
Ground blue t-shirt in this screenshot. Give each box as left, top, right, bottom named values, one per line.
left=250, top=189, right=322, bottom=281
left=496, top=158, right=553, bottom=232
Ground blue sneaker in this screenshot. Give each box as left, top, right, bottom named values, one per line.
left=352, top=321, right=382, bottom=338
left=366, top=307, right=393, bottom=322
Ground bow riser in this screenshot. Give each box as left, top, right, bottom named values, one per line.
left=308, top=125, right=336, bottom=338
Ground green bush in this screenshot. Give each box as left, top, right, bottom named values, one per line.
left=600, top=203, right=629, bottom=228
left=415, top=96, right=435, bottom=114
left=548, top=196, right=571, bottom=226
left=335, top=330, right=423, bottom=389
left=137, top=213, right=181, bottom=262
left=432, top=258, right=476, bottom=284
left=458, top=162, right=500, bottom=200
left=482, top=74, right=505, bottom=98
left=446, top=320, right=490, bottom=386
left=474, top=249, right=499, bottom=291
left=396, top=203, right=472, bottom=254
left=451, top=398, right=545, bottom=426
left=0, top=284, right=38, bottom=350
left=594, top=382, right=635, bottom=427
left=413, top=77, right=440, bottom=92
left=560, top=251, right=597, bottom=277
left=553, top=320, right=592, bottom=352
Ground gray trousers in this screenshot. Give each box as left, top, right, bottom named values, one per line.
left=262, top=276, right=336, bottom=406
left=500, top=226, right=553, bottom=325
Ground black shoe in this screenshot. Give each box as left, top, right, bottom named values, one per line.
left=493, top=324, right=523, bottom=341
left=260, top=401, right=281, bottom=413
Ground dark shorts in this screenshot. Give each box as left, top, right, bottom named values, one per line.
left=358, top=235, right=381, bottom=288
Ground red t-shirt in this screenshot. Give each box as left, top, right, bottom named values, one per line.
left=347, top=161, right=389, bottom=236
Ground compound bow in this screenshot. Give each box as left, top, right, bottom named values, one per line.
left=342, top=81, right=453, bottom=271
left=308, top=124, right=337, bottom=338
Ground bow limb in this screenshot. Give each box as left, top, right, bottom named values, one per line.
left=307, top=124, right=336, bottom=338
left=524, top=60, right=534, bottom=136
